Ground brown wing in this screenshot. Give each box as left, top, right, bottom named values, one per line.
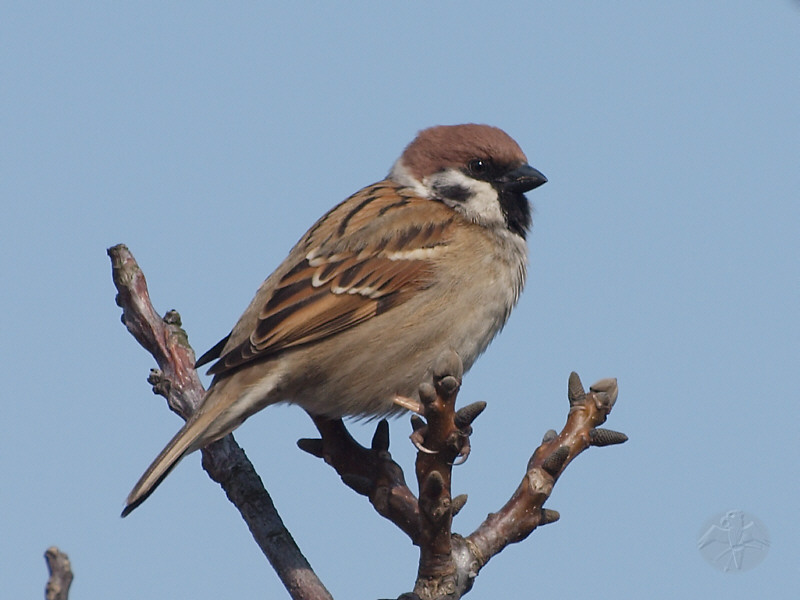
left=206, top=182, right=454, bottom=377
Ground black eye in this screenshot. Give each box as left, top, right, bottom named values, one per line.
left=468, top=158, right=490, bottom=178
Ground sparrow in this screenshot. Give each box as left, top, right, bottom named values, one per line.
left=122, top=124, right=547, bottom=516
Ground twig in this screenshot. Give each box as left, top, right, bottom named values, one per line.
left=465, top=372, right=626, bottom=574
left=108, top=244, right=333, bottom=600
left=299, top=417, right=421, bottom=542
left=44, top=547, right=73, bottom=600
left=410, top=351, right=473, bottom=599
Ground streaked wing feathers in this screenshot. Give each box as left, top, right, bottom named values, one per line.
left=206, top=182, right=453, bottom=377
left=195, top=333, right=230, bottom=368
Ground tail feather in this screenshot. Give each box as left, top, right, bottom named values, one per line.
left=122, top=373, right=267, bottom=516
left=121, top=417, right=206, bottom=517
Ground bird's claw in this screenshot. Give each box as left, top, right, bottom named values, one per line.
left=450, top=450, right=470, bottom=466
left=412, top=437, right=440, bottom=455
left=410, top=427, right=439, bottom=454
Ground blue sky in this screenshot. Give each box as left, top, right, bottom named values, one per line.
left=2, top=2, right=799, bottom=598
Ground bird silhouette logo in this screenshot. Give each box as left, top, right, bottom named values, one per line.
left=697, top=510, right=770, bottom=572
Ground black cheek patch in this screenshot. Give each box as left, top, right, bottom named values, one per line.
left=434, top=184, right=471, bottom=203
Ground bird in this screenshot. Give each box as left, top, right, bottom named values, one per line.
left=122, top=123, right=547, bottom=516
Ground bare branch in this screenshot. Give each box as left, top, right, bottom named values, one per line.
left=466, top=372, right=624, bottom=567
left=299, top=416, right=421, bottom=542
left=410, top=351, right=473, bottom=599
left=44, top=547, right=73, bottom=600
left=108, top=244, right=333, bottom=600
left=304, top=364, right=626, bottom=600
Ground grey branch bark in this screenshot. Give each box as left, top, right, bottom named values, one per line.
left=45, top=547, right=73, bottom=600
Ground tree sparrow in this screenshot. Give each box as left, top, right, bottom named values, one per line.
left=123, top=124, right=547, bottom=516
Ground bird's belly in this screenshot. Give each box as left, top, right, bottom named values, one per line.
left=287, top=270, right=519, bottom=419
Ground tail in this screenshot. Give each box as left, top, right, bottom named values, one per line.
left=121, top=417, right=206, bottom=517
left=122, top=371, right=272, bottom=516
left=122, top=382, right=242, bottom=517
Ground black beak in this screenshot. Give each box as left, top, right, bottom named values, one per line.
left=499, top=164, right=547, bottom=193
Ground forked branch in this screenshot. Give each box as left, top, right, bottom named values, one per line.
left=299, top=360, right=625, bottom=599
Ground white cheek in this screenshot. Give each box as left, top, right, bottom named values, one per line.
left=388, top=159, right=430, bottom=198
left=425, top=170, right=506, bottom=228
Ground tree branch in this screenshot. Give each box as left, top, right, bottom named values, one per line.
left=410, top=350, right=476, bottom=599
left=44, top=547, right=73, bottom=600
left=465, top=373, right=625, bottom=571
left=301, top=360, right=625, bottom=600
left=108, top=244, right=333, bottom=600
left=299, top=417, right=422, bottom=542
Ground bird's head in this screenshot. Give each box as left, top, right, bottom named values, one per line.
left=389, top=124, right=547, bottom=238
